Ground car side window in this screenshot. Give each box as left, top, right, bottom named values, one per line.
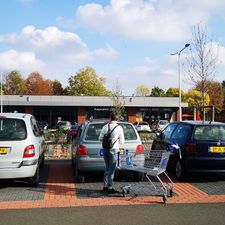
left=31, top=117, right=42, bottom=137
left=162, top=123, right=177, bottom=139
left=171, top=124, right=192, bottom=144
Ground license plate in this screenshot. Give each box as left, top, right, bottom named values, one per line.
left=119, top=148, right=124, bottom=155
left=209, top=146, right=225, bottom=153
left=100, top=149, right=104, bottom=156
left=0, top=147, right=7, bottom=155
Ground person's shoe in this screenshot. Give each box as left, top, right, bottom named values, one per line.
left=103, top=187, right=107, bottom=192
left=107, top=188, right=119, bottom=194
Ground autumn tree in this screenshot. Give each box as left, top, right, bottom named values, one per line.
left=4, top=71, right=27, bottom=95
left=186, top=23, right=218, bottom=120
left=195, top=80, right=224, bottom=113
left=150, top=86, right=166, bottom=97
left=26, top=72, right=53, bottom=95
left=186, top=89, right=210, bottom=108
left=67, top=67, right=109, bottom=96
left=51, top=80, right=64, bottom=95
left=166, top=88, right=179, bottom=97
left=135, top=85, right=151, bottom=96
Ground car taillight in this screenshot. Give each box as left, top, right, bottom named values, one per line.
left=136, top=144, right=144, bottom=154
left=69, top=131, right=77, bottom=135
left=186, top=143, right=197, bottom=154
left=77, top=145, right=88, bottom=156
left=23, top=145, right=35, bottom=158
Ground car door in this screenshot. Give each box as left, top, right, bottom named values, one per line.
left=152, top=123, right=178, bottom=151
left=30, top=117, right=45, bottom=157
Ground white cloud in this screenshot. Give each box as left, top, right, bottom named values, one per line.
left=73, top=0, right=225, bottom=42
left=0, top=26, right=118, bottom=85
left=93, top=44, right=118, bottom=58
left=0, top=50, right=44, bottom=72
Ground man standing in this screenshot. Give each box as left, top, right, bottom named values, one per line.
left=99, top=112, right=125, bottom=194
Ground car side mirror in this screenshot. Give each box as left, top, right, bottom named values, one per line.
left=156, top=131, right=162, bottom=139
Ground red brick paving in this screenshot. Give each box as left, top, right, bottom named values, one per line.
left=0, top=161, right=225, bottom=210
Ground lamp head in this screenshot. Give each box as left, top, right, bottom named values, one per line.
left=185, top=43, right=190, bottom=48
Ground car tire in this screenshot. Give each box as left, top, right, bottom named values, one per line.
left=133, top=171, right=144, bottom=182
left=175, top=159, right=188, bottom=180
left=74, top=163, right=84, bottom=183
left=40, top=154, right=45, bottom=168
left=28, top=166, right=39, bottom=187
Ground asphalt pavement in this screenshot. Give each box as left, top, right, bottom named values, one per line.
left=0, top=203, right=225, bottom=225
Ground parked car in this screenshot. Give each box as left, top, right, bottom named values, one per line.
left=71, top=120, right=145, bottom=182
left=37, top=121, right=48, bottom=131
left=0, top=113, right=46, bottom=186
left=56, top=121, right=71, bottom=132
left=151, top=121, right=225, bottom=180
left=133, top=121, right=151, bottom=133
left=152, top=120, right=169, bottom=131
left=67, top=124, right=80, bottom=143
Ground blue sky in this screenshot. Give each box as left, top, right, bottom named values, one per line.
left=0, top=0, right=225, bottom=95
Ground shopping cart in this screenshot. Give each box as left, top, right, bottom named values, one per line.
left=118, top=149, right=174, bottom=203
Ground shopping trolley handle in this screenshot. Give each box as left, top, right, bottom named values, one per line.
left=168, top=143, right=182, bottom=159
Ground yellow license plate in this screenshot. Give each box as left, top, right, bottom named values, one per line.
left=0, top=147, right=7, bottom=154
left=209, top=146, right=225, bottom=153
left=120, top=149, right=124, bottom=155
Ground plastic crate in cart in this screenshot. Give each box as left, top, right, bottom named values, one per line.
left=118, top=149, right=174, bottom=203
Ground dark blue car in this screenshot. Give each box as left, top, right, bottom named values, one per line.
left=152, top=121, right=225, bottom=180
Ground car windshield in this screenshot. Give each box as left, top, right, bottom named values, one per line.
left=58, top=121, right=70, bottom=126
left=85, top=123, right=138, bottom=141
left=0, top=118, right=27, bottom=140
left=194, top=125, right=225, bottom=141
left=159, top=120, right=168, bottom=125
left=139, top=122, right=149, bottom=125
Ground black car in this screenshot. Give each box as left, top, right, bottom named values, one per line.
left=152, top=121, right=225, bottom=180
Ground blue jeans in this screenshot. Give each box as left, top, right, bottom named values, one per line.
left=103, top=149, right=117, bottom=189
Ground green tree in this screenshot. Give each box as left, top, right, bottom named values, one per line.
left=67, top=67, right=109, bottom=96
left=4, top=71, right=27, bottom=95
left=135, top=85, right=151, bottom=96
left=150, top=86, right=166, bottom=97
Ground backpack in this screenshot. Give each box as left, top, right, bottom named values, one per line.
left=102, top=124, right=118, bottom=149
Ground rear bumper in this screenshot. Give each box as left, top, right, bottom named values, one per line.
left=77, top=154, right=145, bottom=172
left=0, top=165, right=37, bottom=179
left=185, top=156, right=225, bottom=173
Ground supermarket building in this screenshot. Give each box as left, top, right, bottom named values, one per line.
left=2, top=95, right=188, bottom=127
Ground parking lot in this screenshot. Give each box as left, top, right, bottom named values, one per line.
left=0, top=159, right=225, bottom=210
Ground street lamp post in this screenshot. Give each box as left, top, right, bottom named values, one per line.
left=170, top=43, right=190, bottom=121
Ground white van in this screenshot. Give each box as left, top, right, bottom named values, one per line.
left=0, top=113, right=46, bottom=186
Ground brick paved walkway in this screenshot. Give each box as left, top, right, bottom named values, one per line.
left=0, top=160, right=225, bottom=210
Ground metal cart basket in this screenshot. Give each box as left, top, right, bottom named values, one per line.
left=118, top=149, right=174, bottom=203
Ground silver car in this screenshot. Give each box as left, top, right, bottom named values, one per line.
left=71, top=120, right=145, bottom=182
left=0, top=113, right=46, bottom=186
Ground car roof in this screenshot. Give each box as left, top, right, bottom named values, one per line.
left=171, top=120, right=225, bottom=126
left=0, top=113, right=31, bottom=119
left=85, top=120, right=133, bottom=125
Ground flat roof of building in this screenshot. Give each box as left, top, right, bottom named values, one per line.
left=2, top=95, right=188, bottom=107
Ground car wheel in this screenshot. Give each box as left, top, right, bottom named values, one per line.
left=133, top=171, right=144, bottom=182
left=40, top=154, right=45, bottom=168
left=175, top=159, right=187, bottom=180
left=74, top=163, right=84, bottom=183
left=28, top=166, right=39, bottom=187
